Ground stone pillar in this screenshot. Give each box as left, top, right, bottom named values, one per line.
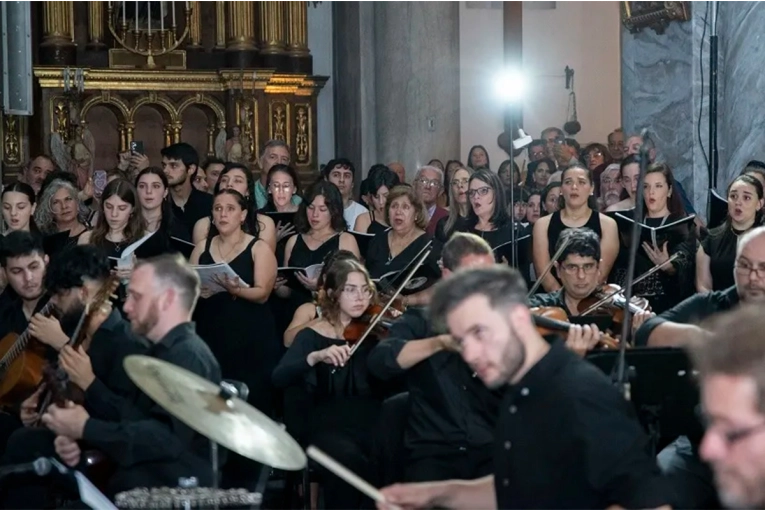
left=333, top=2, right=460, bottom=180
left=621, top=20, right=701, bottom=213
left=258, top=2, right=288, bottom=70
left=187, top=1, right=202, bottom=50
left=287, top=2, right=312, bottom=73
left=40, top=1, right=76, bottom=65
left=308, top=2, right=333, bottom=165
left=86, top=1, right=105, bottom=50
left=226, top=2, right=258, bottom=68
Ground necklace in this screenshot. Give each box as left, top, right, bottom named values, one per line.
left=216, top=232, right=245, bottom=262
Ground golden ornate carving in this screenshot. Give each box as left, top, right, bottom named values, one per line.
left=129, top=93, right=179, bottom=124
left=622, top=1, right=690, bottom=34
left=269, top=101, right=289, bottom=142
left=176, top=93, right=227, bottom=129
left=189, top=1, right=202, bottom=48
left=227, top=3, right=256, bottom=50
left=258, top=2, right=286, bottom=54
left=80, top=90, right=131, bottom=126
left=295, top=105, right=310, bottom=164
left=52, top=98, right=70, bottom=143
left=87, top=2, right=104, bottom=47
left=3, top=116, right=21, bottom=166
left=286, top=2, right=310, bottom=57
left=42, top=1, right=74, bottom=44
left=234, top=99, right=258, bottom=163
left=215, top=2, right=226, bottom=49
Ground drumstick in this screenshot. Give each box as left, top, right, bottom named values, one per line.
left=307, top=446, right=400, bottom=509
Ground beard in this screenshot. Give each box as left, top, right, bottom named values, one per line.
left=57, top=302, right=87, bottom=338
left=130, top=300, right=160, bottom=336
left=484, top=320, right=527, bottom=389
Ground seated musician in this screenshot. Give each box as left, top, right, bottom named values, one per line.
left=0, top=232, right=50, bottom=454
left=3, top=253, right=219, bottom=507
left=367, top=232, right=501, bottom=483
left=283, top=249, right=359, bottom=348
left=528, top=227, right=647, bottom=353
left=272, top=258, right=387, bottom=510
left=632, top=226, right=765, bottom=509
left=379, top=266, right=670, bottom=509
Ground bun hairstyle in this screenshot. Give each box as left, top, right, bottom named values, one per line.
left=317, top=258, right=376, bottom=326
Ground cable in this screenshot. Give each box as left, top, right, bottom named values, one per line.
left=697, top=1, right=710, bottom=172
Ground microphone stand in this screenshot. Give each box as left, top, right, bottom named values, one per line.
left=613, top=131, right=651, bottom=400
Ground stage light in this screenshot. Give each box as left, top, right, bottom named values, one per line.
left=494, top=70, right=526, bottom=104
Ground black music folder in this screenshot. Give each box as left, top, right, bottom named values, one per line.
left=492, top=233, right=532, bottom=265
left=277, top=263, right=324, bottom=289
left=170, top=236, right=196, bottom=259
left=708, top=189, right=728, bottom=230
left=350, top=230, right=375, bottom=255
left=612, top=212, right=696, bottom=248
left=372, top=262, right=440, bottom=296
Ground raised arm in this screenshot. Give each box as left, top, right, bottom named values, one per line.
left=598, top=213, right=619, bottom=282
left=695, top=245, right=713, bottom=293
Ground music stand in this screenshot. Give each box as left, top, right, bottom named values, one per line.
left=586, top=347, right=703, bottom=455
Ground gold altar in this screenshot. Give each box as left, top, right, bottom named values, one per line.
left=1, top=1, right=326, bottom=187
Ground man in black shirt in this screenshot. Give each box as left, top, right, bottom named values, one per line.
left=162, top=142, right=213, bottom=241
left=40, top=254, right=221, bottom=499
left=368, top=233, right=500, bottom=483
left=635, top=226, right=765, bottom=348
left=0, top=232, right=50, bottom=454
left=379, top=266, right=669, bottom=509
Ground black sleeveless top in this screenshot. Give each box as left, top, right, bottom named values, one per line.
left=288, top=233, right=341, bottom=268
left=547, top=210, right=603, bottom=259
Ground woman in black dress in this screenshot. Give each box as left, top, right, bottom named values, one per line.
left=272, top=258, right=386, bottom=510
left=435, top=166, right=472, bottom=242
left=532, top=164, right=619, bottom=292
left=135, top=167, right=184, bottom=257
left=697, top=174, right=764, bottom=292
left=34, top=178, right=90, bottom=254
left=365, top=168, right=400, bottom=236
left=456, top=168, right=514, bottom=259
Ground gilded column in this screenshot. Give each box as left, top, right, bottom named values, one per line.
left=286, top=1, right=312, bottom=73
left=258, top=2, right=288, bottom=69
left=188, top=1, right=202, bottom=49
left=214, top=1, right=226, bottom=50
left=40, top=1, right=76, bottom=65
left=226, top=2, right=258, bottom=68
left=87, top=1, right=105, bottom=49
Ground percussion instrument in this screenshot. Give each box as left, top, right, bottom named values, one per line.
left=116, top=486, right=260, bottom=509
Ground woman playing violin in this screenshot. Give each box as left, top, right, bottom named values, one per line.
left=272, top=258, right=387, bottom=510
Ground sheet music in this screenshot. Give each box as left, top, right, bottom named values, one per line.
left=108, top=230, right=156, bottom=268
left=192, top=262, right=249, bottom=295
left=74, top=471, right=118, bottom=510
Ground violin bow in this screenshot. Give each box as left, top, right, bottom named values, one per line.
left=338, top=245, right=434, bottom=367
left=613, top=129, right=652, bottom=400
left=579, top=253, right=680, bottom=316
left=525, top=236, right=573, bottom=298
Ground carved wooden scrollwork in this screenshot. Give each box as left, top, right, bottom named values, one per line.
left=295, top=104, right=310, bottom=165
left=269, top=101, right=289, bottom=142
left=3, top=116, right=22, bottom=166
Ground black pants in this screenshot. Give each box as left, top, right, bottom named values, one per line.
left=310, top=428, right=377, bottom=510
left=404, top=446, right=494, bottom=483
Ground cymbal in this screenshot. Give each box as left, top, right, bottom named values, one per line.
left=123, top=355, right=306, bottom=471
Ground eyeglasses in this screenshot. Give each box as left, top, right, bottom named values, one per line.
left=467, top=187, right=492, bottom=198
left=587, top=150, right=604, bottom=159
left=270, top=183, right=293, bottom=192
left=415, top=178, right=442, bottom=189
left=734, top=261, right=765, bottom=279
left=560, top=262, right=598, bottom=275
left=342, top=285, right=373, bottom=298
left=451, top=178, right=469, bottom=188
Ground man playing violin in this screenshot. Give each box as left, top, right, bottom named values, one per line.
left=528, top=227, right=648, bottom=353
left=367, top=233, right=500, bottom=483
left=378, top=265, right=671, bottom=509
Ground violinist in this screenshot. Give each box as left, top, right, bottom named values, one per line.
left=378, top=266, right=670, bottom=510
left=283, top=249, right=359, bottom=348
left=367, top=232, right=501, bottom=483
left=272, top=259, right=387, bottom=510
left=2, top=245, right=147, bottom=508
left=528, top=228, right=648, bottom=350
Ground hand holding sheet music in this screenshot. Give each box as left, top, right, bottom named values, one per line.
left=278, top=264, right=324, bottom=291
left=641, top=240, right=671, bottom=267
left=192, top=262, right=249, bottom=297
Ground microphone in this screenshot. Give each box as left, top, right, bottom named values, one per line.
left=0, top=457, right=52, bottom=479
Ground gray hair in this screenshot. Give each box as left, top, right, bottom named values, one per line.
left=138, top=254, right=201, bottom=313
left=259, top=139, right=291, bottom=159
left=34, top=179, right=87, bottom=234
left=430, top=265, right=528, bottom=333
left=415, top=165, right=444, bottom=187
left=738, top=226, right=765, bottom=257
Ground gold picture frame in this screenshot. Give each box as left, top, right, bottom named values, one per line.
left=622, top=2, right=691, bottom=34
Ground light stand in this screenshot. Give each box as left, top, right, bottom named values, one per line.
left=709, top=0, right=719, bottom=189
left=510, top=129, right=533, bottom=268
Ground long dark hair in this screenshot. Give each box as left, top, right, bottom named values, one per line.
left=723, top=174, right=764, bottom=229
left=466, top=168, right=509, bottom=229
left=644, top=162, right=685, bottom=216
left=467, top=145, right=491, bottom=171
left=91, top=179, right=146, bottom=247
left=525, top=158, right=556, bottom=189
left=558, top=164, right=599, bottom=211
left=135, top=166, right=174, bottom=232
left=262, top=164, right=302, bottom=212
left=2, top=181, right=38, bottom=232
left=212, top=188, right=250, bottom=233
left=295, top=180, right=347, bottom=234
left=213, top=163, right=262, bottom=238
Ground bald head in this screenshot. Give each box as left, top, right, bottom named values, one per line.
left=734, top=227, right=765, bottom=303
left=388, top=162, right=406, bottom=183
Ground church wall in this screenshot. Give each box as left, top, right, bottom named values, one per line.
left=308, top=2, right=336, bottom=169
left=459, top=1, right=622, bottom=170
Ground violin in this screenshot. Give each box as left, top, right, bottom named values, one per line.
left=343, top=302, right=404, bottom=344
left=531, top=306, right=621, bottom=350
left=576, top=283, right=649, bottom=337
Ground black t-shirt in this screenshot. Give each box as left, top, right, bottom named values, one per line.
left=493, top=340, right=670, bottom=509
left=634, top=286, right=739, bottom=346
left=701, top=225, right=742, bottom=291
left=169, top=188, right=213, bottom=242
